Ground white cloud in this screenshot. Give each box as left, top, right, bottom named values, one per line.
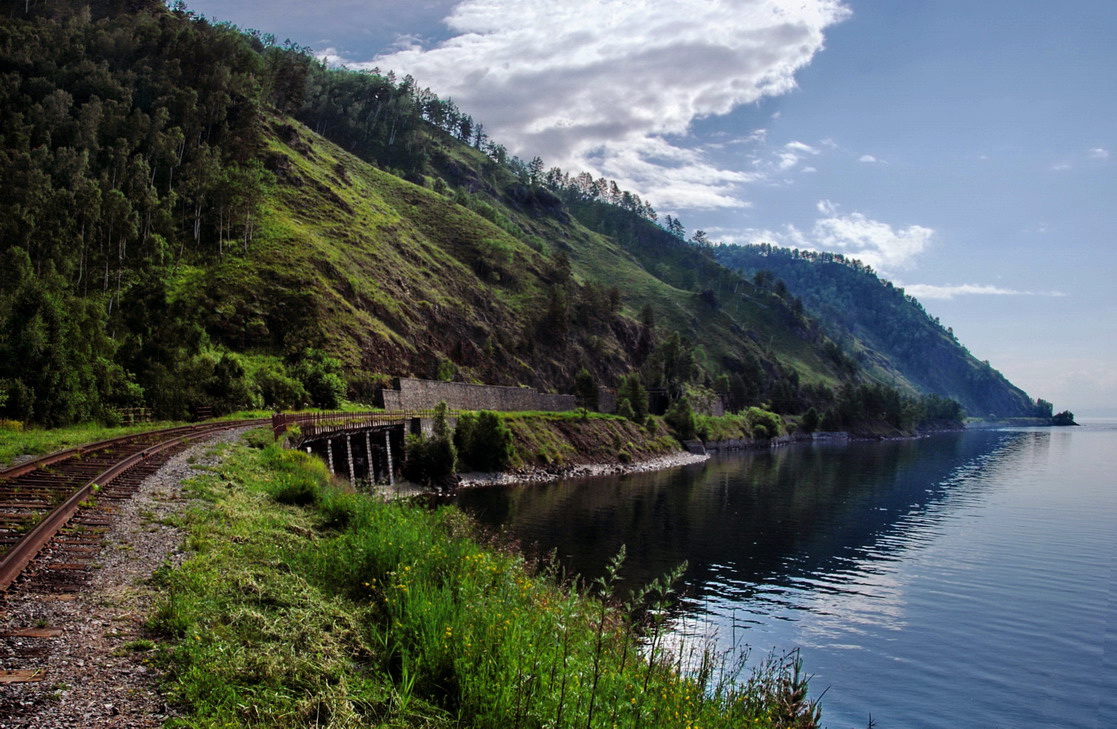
left=1088, top=147, right=1110, bottom=160
left=751, top=139, right=825, bottom=177
left=727, top=200, right=933, bottom=273
left=859, top=154, right=880, bottom=163
left=786, top=141, right=820, bottom=155
left=811, top=208, right=932, bottom=272
left=357, top=0, right=850, bottom=209
left=898, top=283, right=1067, bottom=300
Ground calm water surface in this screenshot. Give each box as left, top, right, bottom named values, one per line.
left=452, top=421, right=1117, bottom=728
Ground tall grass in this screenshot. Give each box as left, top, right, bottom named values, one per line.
left=154, top=437, right=821, bottom=727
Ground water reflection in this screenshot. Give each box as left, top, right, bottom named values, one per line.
left=453, top=430, right=1023, bottom=612
left=453, top=424, right=1114, bottom=729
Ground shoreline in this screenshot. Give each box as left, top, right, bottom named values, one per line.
left=457, top=450, right=710, bottom=488
left=368, top=421, right=981, bottom=499
left=366, top=450, right=710, bottom=499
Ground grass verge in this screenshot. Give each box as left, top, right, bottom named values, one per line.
left=152, top=434, right=821, bottom=728
left=0, top=410, right=273, bottom=468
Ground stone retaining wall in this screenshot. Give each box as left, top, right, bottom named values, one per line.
left=377, top=377, right=576, bottom=412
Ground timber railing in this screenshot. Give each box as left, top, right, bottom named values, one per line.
left=272, top=410, right=458, bottom=442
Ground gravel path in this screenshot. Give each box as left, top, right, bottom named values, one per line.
left=0, top=428, right=246, bottom=728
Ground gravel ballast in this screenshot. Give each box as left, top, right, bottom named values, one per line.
left=0, top=429, right=247, bottom=729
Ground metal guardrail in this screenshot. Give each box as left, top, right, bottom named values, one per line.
left=271, top=410, right=458, bottom=443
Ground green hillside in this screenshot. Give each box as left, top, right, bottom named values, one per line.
left=0, top=0, right=1033, bottom=428
left=714, top=244, right=1038, bottom=417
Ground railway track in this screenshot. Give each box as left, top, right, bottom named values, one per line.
left=0, top=419, right=266, bottom=687
left=0, top=419, right=266, bottom=598
left=0, top=422, right=273, bottom=691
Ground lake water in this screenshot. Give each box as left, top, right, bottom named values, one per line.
left=451, top=421, right=1117, bottom=728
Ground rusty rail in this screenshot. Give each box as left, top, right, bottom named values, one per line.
left=0, top=418, right=266, bottom=592
left=0, top=419, right=264, bottom=481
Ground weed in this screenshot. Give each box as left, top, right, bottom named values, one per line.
left=124, top=639, right=156, bottom=652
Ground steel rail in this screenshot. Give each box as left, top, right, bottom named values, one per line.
left=0, top=419, right=265, bottom=481
left=0, top=419, right=266, bottom=592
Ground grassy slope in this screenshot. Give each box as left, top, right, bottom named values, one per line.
left=175, top=118, right=552, bottom=386
left=496, top=412, right=680, bottom=469
left=154, top=434, right=819, bottom=728
left=176, top=114, right=849, bottom=399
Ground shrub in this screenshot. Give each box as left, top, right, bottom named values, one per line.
left=665, top=396, right=697, bottom=441
left=402, top=433, right=457, bottom=486
left=207, top=354, right=260, bottom=415
left=292, top=349, right=346, bottom=409
left=746, top=406, right=782, bottom=439
left=435, top=357, right=456, bottom=382
left=801, top=407, right=820, bottom=434
left=255, top=363, right=308, bottom=411
left=453, top=411, right=479, bottom=456
left=402, top=403, right=457, bottom=486
left=455, top=410, right=515, bottom=472
left=471, top=411, right=515, bottom=471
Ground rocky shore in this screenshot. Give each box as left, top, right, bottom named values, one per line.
left=457, top=449, right=709, bottom=488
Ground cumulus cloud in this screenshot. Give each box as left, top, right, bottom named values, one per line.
left=811, top=207, right=933, bottom=272
left=357, top=0, right=850, bottom=209
left=899, top=284, right=1066, bottom=300
left=1088, top=147, right=1110, bottom=160
left=859, top=154, right=880, bottom=163
left=727, top=200, right=934, bottom=273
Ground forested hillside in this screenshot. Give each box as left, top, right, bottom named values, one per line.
left=714, top=244, right=1037, bottom=417
left=0, top=0, right=1034, bottom=428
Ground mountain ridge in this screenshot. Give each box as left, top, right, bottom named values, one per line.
left=0, top=0, right=1042, bottom=427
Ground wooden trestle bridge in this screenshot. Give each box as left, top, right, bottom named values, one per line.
left=271, top=410, right=455, bottom=487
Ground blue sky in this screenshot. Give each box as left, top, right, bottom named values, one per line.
left=186, top=0, right=1116, bottom=415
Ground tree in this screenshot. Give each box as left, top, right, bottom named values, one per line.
left=1051, top=410, right=1076, bottom=426
left=527, top=156, right=545, bottom=186
left=616, top=373, right=649, bottom=425
left=801, top=407, right=820, bottom=434
left=664, top=396, right=697, bottom=440
left=403, top=401, right=457, bottom=487
left=573, top=368, right=598, bottom=411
